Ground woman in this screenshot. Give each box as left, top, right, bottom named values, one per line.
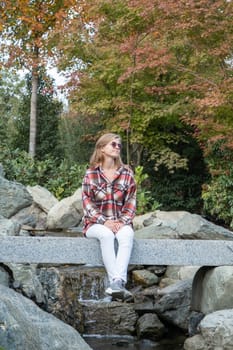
left=82, top=133, right=136, bottom=300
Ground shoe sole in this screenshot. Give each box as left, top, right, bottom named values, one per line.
left=105, top=288, right=125, bottom=300
left=111, top=290, right=125, bottom=300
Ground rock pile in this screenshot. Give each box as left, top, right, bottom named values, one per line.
left=1, top=168, right=233, bottom=349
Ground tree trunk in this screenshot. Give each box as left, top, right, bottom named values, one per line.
left=29, top=70, right=38, bottom=158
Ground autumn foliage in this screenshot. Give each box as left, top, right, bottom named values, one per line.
left=51, top=0, right=233, bottom=167
left=1, top=0, right=233, bottom=223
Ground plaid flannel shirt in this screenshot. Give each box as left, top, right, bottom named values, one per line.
left=82, top=165, right=136, bottom=233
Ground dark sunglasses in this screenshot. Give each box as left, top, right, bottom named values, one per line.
left=111, top=141, right=122, bottom=149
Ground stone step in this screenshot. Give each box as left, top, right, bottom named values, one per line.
left=1, top=237, right=233, bottom=266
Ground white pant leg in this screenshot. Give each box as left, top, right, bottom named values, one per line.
left=86, top=224, right=118, bottom=283
left=115, top=225, right=134, bottom=283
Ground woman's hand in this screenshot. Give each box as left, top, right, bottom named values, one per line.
left=104, top=220, right=116, bottom=231
left=113, top=221, right=124, bottom=233
left=104, top=220, right=124, bottom=234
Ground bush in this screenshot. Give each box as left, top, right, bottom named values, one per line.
left=201, top=139, right=233, bottom=228
left=151, top=173, right=204, bottom=213
left=0, top=147, right=87, bottom=199
left=46, top=161, right=87, bottom=199
left=134, top=166, right=161, bottom=215
left=202, top=172, right=233, bottom=229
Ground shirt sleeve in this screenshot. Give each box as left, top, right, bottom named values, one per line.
left=82, top=173, right=106, bottom=225
left=119, top=173, right=136, bottom=225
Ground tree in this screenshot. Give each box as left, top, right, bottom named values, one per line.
left=55, top=1, right=194, bottom=168
left=123, top=0, right=233, bottom=157
left=11, top=72, right=63, bottom=160
left=56, top=0, right=233, bottom=167
left=0, top=69, right=25, bottom=148
left=0, top=0, right=74, bottom=157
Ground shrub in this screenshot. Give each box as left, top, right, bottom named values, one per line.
left=151, top=173, right=204, bottom=213
left=202, top=172, right=233, bottom=229
left=134, top=166, right=161, bottom=215
left=0, top=147, right=86, bottom=199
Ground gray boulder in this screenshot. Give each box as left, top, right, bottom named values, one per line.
left=0, top=215, right=20, bottom=236
left=8, top=263, right=45, bottom=304
left=0, top=266, right=10, bottom=287
left=184, top=309, right=233, bottom=350
left=155, top=279, right=193, bottom=331
left=136, top=313, right=166, bottom=340
left=135, top=210, right=233, bottom=240
left=81, top=300, right=138, bottom=335
left=11, top=203, right=47, bottom=229
left=46, top=188, right=83, bottom=229
left=0, top=177, right=32, bottom=218
left=200, top=266, right=233, bottom=314
left=0, top=284, right=92, bottom=350
left=176, top=212, right=233, bottom=240
left=27, top=185, right=58, bottom=213
left=0, top=163, right=4, bottom=177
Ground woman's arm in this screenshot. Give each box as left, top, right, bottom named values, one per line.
left=82, top=173, right=106, bottom=225
left=119, top=175, right=136, bottom=225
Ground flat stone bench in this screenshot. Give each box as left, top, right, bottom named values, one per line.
left=1, top=236, right=233, bottom=312
left=1, top=236, right=233, bottom=266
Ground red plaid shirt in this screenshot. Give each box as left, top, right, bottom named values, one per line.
left=82, top=165, right=136, bottom=233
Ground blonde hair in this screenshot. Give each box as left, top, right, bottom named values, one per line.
left=90, top=133, right=123, bottom=168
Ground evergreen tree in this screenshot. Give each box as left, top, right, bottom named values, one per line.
left=0, top=69, right=25, bottom=148
left=11, top=72, right=63, bottom=160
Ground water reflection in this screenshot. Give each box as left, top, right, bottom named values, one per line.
left=84, top=335, right=184, bottom=350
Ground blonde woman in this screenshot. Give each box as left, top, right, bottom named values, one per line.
left=82, top=133, right=136, bottom=300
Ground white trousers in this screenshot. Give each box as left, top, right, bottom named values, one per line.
left=86, top=224, right=134, bottom=283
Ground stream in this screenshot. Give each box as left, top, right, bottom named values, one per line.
left=84, top=335, right=185, bottom=349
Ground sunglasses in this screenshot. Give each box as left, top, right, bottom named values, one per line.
left=111, top=141, right=122, bottom=149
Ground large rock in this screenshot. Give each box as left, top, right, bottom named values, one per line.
left=133, top=212, right=157, bottom=231
left=132, top=269, right=159, bottom=286
left=0, top=266, right=10, bottom=287
left=38, top=265, right=107, bottom=332
left=0, top=177, right=32, bottom=218
left=0, top=163, right=4, bottom=177
left=27, top=185, right=58, bottom=213
left=154, top=279, right=193, bottom=331
left=136, top=313, right=166, bottom=340
left=135, top=224, right=178, bottom=239
left=200, top=266, right=233, bottom=314
left=176, top=212, right=233, bottom=240
left=164, top=266, right=201, bottom=281
left=81, top=300, right=138, bottom=335
left=46, top=188, right=83, bottom=229
left=0, top=215, right=20, bottom=236
left=0, top=284, right=92, bottom=350
left=8, top=263, right=45, bottom=304
left=184, top=309, right=233, bottom=350
left=11, top=203, right=47, bottom=229
left=135, top=210, right=233, bottom=240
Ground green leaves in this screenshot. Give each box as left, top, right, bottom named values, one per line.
left=135, top=166, right=161, bottom=214
left=202, top=172, right=233, bottom=229
left=0, top=146, right=87, bottom=200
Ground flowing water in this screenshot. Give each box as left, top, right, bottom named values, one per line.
left=84, top=335, right=185, bottom=350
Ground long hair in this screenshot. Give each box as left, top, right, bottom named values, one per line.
left=90, top=133, right=123, bottom=168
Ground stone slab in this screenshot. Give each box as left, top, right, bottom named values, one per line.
left=1, top=237, right=233, bottom=266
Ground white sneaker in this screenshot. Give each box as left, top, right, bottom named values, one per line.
left=105, top=279, right=132, bottom=300
left=105, top=279, right=125, bottom=299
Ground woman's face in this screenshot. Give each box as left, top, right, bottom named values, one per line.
left=101, top=138, right=122, bottom=159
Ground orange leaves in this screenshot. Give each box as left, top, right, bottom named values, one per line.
left=1, top=0, right=75, bottom=71
left=51, top=0, right=233, bottom=160
left=196, top=91, right=225, bottom=109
